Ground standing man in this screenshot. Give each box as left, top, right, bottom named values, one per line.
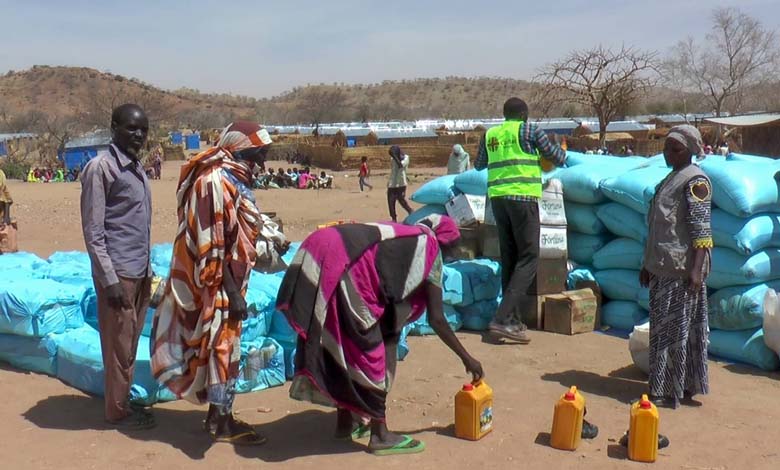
left=387, top=145, right=413, bottom=222
left=475, top=98, right=566, bottom=344
left=80, top=104, right=154, bottom=429
left=0, top=167, right=12, bottom=227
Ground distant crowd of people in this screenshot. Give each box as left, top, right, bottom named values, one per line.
left=26, top=167, right=80, bottom=183
left=254, top=166, right=333, bottom=190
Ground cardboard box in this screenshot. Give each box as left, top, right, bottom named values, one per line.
left=451, top=226, right=480, bottom=260
left=479, top=224, right=500, bottom=260
left=446, top=194, right=486, bottom=227
left=543, top=288, right=598, bottom=335
left=536, top=258, right=567, bottom=295
left=539, top=225, right=568, bottom=259
left=573, top=280, right=602, bottom=329
left=539, top=181, right=566, bottom=226
left=521, top=295, right=547, bottom=330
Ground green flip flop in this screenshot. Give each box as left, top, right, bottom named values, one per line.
left=335, top=423, right=371, bottom=440
left=371, top=435, right=426, bottom=456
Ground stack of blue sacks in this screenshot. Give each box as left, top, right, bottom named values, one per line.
left=558, top=152, right=780, bottom=371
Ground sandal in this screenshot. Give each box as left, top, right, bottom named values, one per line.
left=619, top=431, right=670, bottom=449
left=108, top=410, right=156, bottom=431
left=371, top=435, right=425, bottom=456
left=336, top=423, right=371, bottom=440
left=214, top=431, right=267, bottom=446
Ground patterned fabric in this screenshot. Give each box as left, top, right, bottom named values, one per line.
left=667, top=125, right=705, bottom=158
left=151, top=122, right=266, bottom=407
left=276, top=222, right=446, bottom=421
left=474, top=121, right=566, bottom=172
left=648, top=274, right=709, bottom=400
left=686, top=176, right=713, bottom=249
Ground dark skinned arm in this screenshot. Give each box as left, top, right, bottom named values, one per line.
left=425, top=282, right=484, bottom=381
left=223, top=259, right=248, bottom=321
left=688, top=248, right=708, bottom=292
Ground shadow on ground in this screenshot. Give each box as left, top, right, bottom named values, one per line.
left=541, top=366, right=648, bottom=403
left=24, top=395, right=373, bottom=461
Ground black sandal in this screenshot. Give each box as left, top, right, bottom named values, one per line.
left=109, top=410, right=156, bottom=431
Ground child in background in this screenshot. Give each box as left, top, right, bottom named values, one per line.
left=359, top=156, right=372, bottom=192
left=318, top=171, right=333, bottom=189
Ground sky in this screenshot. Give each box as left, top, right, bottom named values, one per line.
left=1, top=0, right=778, bottom=98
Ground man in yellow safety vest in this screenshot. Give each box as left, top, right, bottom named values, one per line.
left=474, top=98, right=567, bottom=343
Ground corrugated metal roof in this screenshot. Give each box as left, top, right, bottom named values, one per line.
left=65, top=129, right=112, bottom=149
left=703, top=113, right=780, bottom=127
left=0, top=132, right=36, bottom=142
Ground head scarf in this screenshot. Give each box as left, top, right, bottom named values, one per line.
left=217, top=121, right=273, bottom=154
left=415, top=214, right=461, bottom=247
left=667, top=125, right=704, bottom=158
left=389, top=145, right=403, bottom=159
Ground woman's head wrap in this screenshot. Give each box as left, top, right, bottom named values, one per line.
left=217, top=121, right=273, bottom=154
left=666, top=125, right=704, bottom=158
left=415, top=214, right=461, bottom=247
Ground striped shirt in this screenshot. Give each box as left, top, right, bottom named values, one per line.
left=474, top=121, right=566, bottom=201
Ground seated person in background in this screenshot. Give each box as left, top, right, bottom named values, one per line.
left=318, top=171, right=333, bottom=189
left=274, top=167, right=289, bottom=188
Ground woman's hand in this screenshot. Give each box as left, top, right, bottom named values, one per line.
left=688, top=269, right=704, bottom=293
left=462, top=355, right=484, bottom=382
left=228, top=293, right=248, bottom=321
left=639, top=268, right=651, bottom=288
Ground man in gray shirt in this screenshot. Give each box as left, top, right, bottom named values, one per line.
left=80, top=103, right=154, bottom=430
left=387, top=145, right=413, bottom=222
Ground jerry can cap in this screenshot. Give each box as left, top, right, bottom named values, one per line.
left=639, top=399, right=652, bottom=409
left=462, top=383, right=474, bottom=391
left=564, top=392, right=576, bottom=401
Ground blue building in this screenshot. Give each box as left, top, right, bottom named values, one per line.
left=60, top=129, right=112, bottom=171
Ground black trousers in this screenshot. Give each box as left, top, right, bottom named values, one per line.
left=387, top=186, right=413, bottom=221
left=491, top=198, right=539, bottom=326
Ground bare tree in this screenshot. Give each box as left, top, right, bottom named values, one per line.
left=296, top=87, right=347, bottom=129
left=535, top=45, right=659, bottom=147
left=666, top=7, right=779, bottom=117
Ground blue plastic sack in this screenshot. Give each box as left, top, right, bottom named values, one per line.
left=708, top=328, right=780, bottom=371
left=236, top=337, right=286, bottom=393
left=453, top=169, right=487, bottom=195
left=150, top=243, right=173, bottom=277
left=636, top=288, right=650, bottom=310
left=0, top=332, right=61, bottom=375
left=595, top=269, right=641, bottom=302
left=398, top=325, right=411, bottom=361
left=446, top=259, right=501, bottom=303
left=0, top=279, right=86, bottom=337
left=708, top=281, right=780, bottom=330
left=567, top=266, right=597, bottom=290
left=709, top=247, right=780, bottom=289
left=411, top=175, right=459, bottom=205
left=268, top=309, right=297, bottom=346
left=441, top=264, right=473, bottom=307
left=600, top=165, right=671, bottom=214
left=404, top=204, right=447, bottom=225
left=47, top=251, right=91, bottom=267
left=700, top=158, right=780, bottom=217
left=456, top=299, right=498, bottom=331
left=601, top=301, right=648, bottom=331
left=568, top=233, right=612, bottom=266
left=565, top=202, right=607, bottom=235
left=556, top=160, right=639, bottom=204
left=596, top=203, right=647, bottom=243
left=55, top=326, right=162, bottom=403
left=0, top=252, right=48, bottom=273
left=592, top=238, right=644, bottom=270
left=408, top=305, right=462, bottom=336
left=711, top=209, right=780, bottom=256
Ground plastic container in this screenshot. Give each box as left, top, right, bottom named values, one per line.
left=550, top=386, right=585, bottom=450
left=454, top=380, right=493, bottom=440
left=628, top=394, right=659, bottom=463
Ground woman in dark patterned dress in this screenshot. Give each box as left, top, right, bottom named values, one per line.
left=640, top=125, right=712, bottom=409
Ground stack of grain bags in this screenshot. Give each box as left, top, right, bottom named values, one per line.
left=0, top=243, right=297, bottom=404
left=556, top=151, right=780, bottom=371
left=403, top=171, right=503, bottom=340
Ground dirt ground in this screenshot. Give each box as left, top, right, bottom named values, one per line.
left=2, top=160, right=779, bottom=470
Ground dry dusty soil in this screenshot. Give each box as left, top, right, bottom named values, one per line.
left=1, top=161, right=779, bottom=469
